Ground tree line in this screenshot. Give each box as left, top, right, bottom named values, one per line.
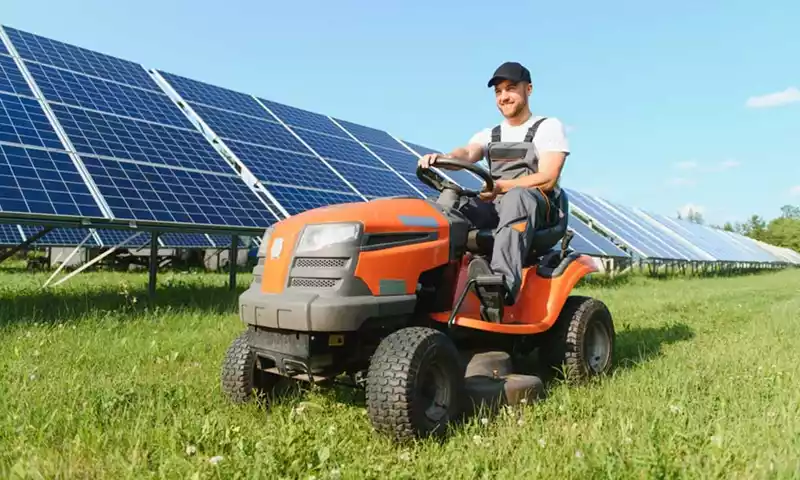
left=677, top=205, right=800, bottom=252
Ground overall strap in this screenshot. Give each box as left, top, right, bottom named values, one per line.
left=490, top=125, right=501, bottom=142
left=523, top=117, right=548, bottom=142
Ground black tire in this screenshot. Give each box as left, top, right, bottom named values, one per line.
left=220, top=331, right=280, bottom=403
left=539, top=296, right=615, bottom=383
left=365, top=327, right=464, bottom=442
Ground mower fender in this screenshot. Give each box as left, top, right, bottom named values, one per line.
left=239, top=283, right=417, bottom=332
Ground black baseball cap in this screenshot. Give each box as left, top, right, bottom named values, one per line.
left=487, top=61, right=531, bottom=87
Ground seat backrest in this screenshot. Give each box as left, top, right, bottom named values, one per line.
left=529, top=189, right=569, bottom=255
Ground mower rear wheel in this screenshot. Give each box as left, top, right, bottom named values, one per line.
left=220, top=331, right=281, bottom=404
left=540, top=295, right=615, bottom=382
left=365, top=327, right=464, bottom=442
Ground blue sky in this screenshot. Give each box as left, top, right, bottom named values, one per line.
left=2, top=0, right=798, bottom=225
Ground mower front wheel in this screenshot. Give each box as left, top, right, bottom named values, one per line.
left=365, top=327, right=464, bottom=442
left=220, top=331, right=281, bottom=404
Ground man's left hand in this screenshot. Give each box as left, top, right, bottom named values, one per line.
left=479, top=180, right=503, bottom=201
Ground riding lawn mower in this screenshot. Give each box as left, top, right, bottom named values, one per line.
left=220, top=159, right=615, bottom=442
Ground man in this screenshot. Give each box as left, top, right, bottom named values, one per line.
left=418, top=61, right=570, bottom=321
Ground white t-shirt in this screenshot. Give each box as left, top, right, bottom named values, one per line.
left=468, top=115, right=570, bottom=159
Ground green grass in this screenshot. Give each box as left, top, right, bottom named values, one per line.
left=1, top=266, right=800, bottom=479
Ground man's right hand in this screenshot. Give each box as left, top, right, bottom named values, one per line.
left=418, top=153, right=447, bottom=169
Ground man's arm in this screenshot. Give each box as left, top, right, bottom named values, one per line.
left=418, top=130, right=487, bottom=169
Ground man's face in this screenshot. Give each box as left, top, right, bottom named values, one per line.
left=494, top=80, right=531, bottom=118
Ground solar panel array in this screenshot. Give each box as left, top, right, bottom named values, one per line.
left=0, top=25, right=277, bottom=232
left=0, top=25, right=797, bottom=267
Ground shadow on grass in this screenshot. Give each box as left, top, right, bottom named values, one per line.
left=613, top=321, right=695, bottom=370
left=0, top=280, right=247, bottom=326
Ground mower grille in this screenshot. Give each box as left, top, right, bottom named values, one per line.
left=294, top=257, right=348, bottom=269
left=290, top=277, right=340, bottom=289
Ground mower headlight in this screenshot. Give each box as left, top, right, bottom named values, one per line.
left=296, top=223, right=360, bottom=254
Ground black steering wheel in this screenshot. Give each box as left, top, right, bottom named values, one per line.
left=415, top=159, right=494, bottom=198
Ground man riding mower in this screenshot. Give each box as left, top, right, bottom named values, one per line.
left=220, top=62, right=615, bottom=442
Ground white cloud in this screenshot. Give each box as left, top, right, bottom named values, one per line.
left=746, top=87, right=800, bottom=108
left=716, top=159, right=741, bottom=170
left=790, top=185, right=800, bottom=197
left=674, top=161, right=698, bottom=170
left=666, top=177, right=696, bottom=187
left=678, top=203, right=705, bottom=217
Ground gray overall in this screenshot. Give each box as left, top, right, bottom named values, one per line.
left=457, top=117, right=562, bottom=300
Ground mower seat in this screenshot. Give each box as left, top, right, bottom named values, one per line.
left=465, top=189, right=570, bottom=267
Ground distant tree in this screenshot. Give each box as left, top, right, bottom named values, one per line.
left=779, top=204, right=800, bottom=219
left=722, top=222, right=734, bottom=232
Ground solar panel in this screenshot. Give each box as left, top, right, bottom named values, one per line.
left=158, top=232, right=213, bottom=248
left=1, top=26, right=278, bottom=231
left=568, top=216, right=630, bottom=258
left=0, top=143, right=105, bottom=219
left=94, top=228, right=151, bottom=248
left=19, top=225, right=98, bottom=246
left=157, top=72, right=425, bottom=215
left=4, top=26, right=156, bottom=90
left=50, top=103, right=232, bottom=174
left=0, top=223, right=21, bottom=244
left=0, top=92, right=63, bottom=149
left=566, top=188, right=688, bottom=260
left=81, top=156, right=275, bottom=226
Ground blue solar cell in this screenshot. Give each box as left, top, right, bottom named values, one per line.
left=223, top=140, right=354, bottom=192
left=258, top=98, right=347, bottom=138
left=50, top=103, right=232, bottom=174
left=95, top=228, right=151, bottom=248
left=334, top=118, right=403, bottom=150
left=0, top=92, right=63, bottom=149
left=190, top=103, right=309, bottom=152
left=325, top=160, right=422, bottom=198
left=0, top=223, right=21, bottom=244
left=0, top=38, right=7, bottom=56
left=267, top=184, right=362, bottom=216
left=81, top=156, right=276, bottom=228
left=26, top=62, right=192, bottom=128
left=0, top=54, right=33, bottom=97
left=0, top=144, right=104, bottom=218
left=293, top=129, right=386, bottom=168
left=157, top=71, right=268, bottom=119
left=159, top=232, right=213, bottom=248
left=568, top=216, right=629, bottom=258
left=4, top=26, right=157, bottom=90
left=20, top=225, right=97, bottom=246
left=566, top=188, right=679, bottom=259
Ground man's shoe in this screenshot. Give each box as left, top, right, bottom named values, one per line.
left=467, top=256, right=504, bottom=323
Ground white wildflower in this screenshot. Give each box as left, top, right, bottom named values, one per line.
left=209, top=455, right=223, bottom=464
left=185, top=445, right=197, bottom=456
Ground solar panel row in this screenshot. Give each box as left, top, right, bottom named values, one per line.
left=0, top=25, right=796, bottom=266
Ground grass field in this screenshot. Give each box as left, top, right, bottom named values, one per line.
left=1, top=265, right=799, bottom=479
